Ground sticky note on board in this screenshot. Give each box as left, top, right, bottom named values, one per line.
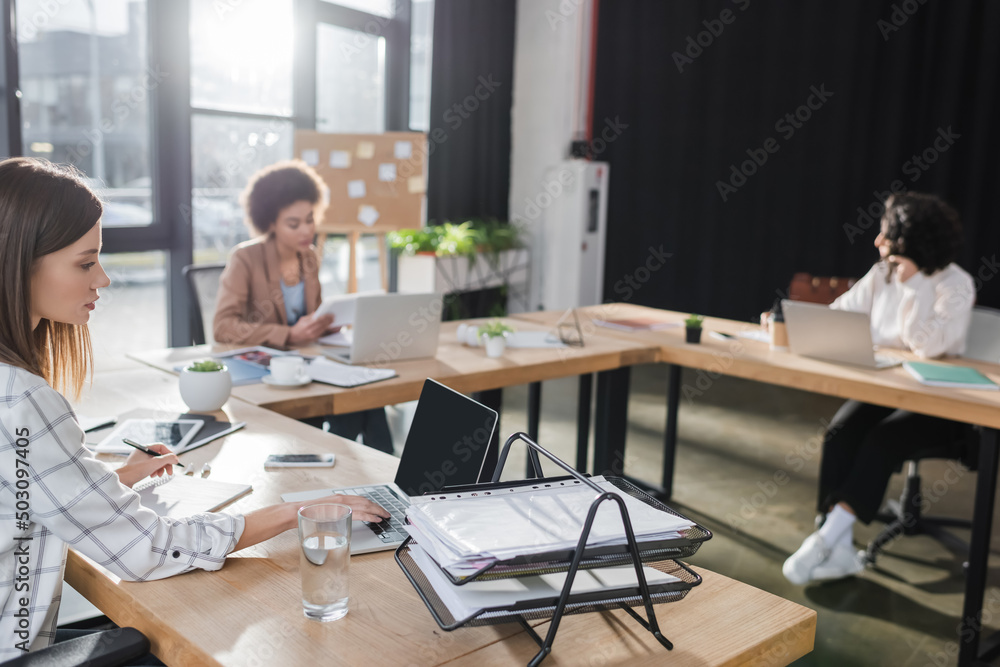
left=407, top=175, right=426, bottom=194
left=347, top=180, right=366, bottom=199
left=378, top=163, right=397, bottom=182
left=394, top=141, right=413, bottom=159
left=358, top=205, right=380, bottom=227
left=301, top=149, right=319, bottom=166
left=330, top=150, right=351, bottom=168
left=357, top=141, right=375, bottom=159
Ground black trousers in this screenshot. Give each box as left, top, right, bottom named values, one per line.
left=817, top=400, right=974, bottom=524
left=301, top=408, right=394, bottom=454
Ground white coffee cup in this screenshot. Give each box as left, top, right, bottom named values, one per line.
left=270, top=356, right=305, bottom=384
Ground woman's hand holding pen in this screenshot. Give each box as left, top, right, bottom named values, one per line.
left=115, top=443, right=179, bottom=488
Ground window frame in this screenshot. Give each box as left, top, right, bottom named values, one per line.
left=3, top=0, right=415, bottom=347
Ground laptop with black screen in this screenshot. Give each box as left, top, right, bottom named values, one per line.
left=281, top=379, right=498, bottom=554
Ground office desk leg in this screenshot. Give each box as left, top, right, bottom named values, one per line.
left=527, top=382, right=543, bottom=478
left=662, top=365, right=682, bottom=501
left=576, top=374, right=593, bottom=473
left=959, top=427, right=999, bottom=667
left=475, top=389, right=503, bottom=482
left=594, top=368, right=630, bottom=477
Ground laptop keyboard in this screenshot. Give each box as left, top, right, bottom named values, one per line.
left=340, top=486, right=410, bottom=543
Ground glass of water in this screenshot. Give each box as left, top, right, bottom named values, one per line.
left=298, top=503, right=352, bottom=621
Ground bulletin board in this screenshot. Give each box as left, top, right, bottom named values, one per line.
left=293, top=130, right=427, bottom=234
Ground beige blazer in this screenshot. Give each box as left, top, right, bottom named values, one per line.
left=213, top=236, right=322, bottom=349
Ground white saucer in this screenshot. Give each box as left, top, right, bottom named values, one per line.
left=261, top=373, right=311, bottom=388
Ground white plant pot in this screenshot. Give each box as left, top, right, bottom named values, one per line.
left=179, top=367, right=232, bottom=412
left=466, top=327, right=481, bottom=346
left=483, top=334, right=507, bottom=358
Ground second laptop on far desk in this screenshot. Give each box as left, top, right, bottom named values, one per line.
left=781, top=299, right=903, bottom=369
left=318, top=292, right=442, bottom=365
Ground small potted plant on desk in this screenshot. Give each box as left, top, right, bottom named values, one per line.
left=179, top=359, right=232, bottom=412
left=684, top=314, right=704, bottom=344
left=478, top=319, right=515, bottom=358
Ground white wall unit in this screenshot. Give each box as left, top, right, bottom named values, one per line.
left=539, top=160, right=609, bottom=310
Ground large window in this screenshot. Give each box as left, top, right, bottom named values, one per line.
left=18, top=0, right=153, bottom=226
left=6, top=0, right=426, bottom=348
left=189, top=0, right=296, bottom=263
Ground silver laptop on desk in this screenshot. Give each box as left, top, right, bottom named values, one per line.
left=282, top=379, right=498, bottom=554
left=321, top=292, right=442, bottom=365
left=781, top=299, right=903, bottom=369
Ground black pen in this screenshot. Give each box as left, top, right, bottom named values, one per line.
left=122, top=438, right=185, bottom=468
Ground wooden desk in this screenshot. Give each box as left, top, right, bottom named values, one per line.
left=128, top=320, right=656, bottom=419
left=65, top=365, right=815, bottom=666
left=129, top=319, right=659, bottom=478
left=515, top=304, right=1000, bottom=667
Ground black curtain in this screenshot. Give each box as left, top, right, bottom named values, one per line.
left=594, top=0, right=1000, bottom=321
left=426, top=0, right=516, bottom=223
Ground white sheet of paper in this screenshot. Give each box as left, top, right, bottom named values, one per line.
left=329, top=150, right=351, bottom=168
left=300, top=149, right=319, bottom=166
left=347, top=180, right=366, bottom=199
left=394, top=140, right=413, bottom=159
left=378, top=163, right=397, bottom=182
left=317, top=330, right=352, bottom=347
left=358, top=205, right=380, bottom=227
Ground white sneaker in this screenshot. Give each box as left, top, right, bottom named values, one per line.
left=811, top=542, right=866, bottom=582
left=782, top=531, right=832, bottom=585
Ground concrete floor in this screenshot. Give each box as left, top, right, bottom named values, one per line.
left=491, top=365, right=1000, bottom=667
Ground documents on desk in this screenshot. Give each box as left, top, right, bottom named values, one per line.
left=404, top=476, right=696, bottom=577
left=407, top=540, right=680, bottom=620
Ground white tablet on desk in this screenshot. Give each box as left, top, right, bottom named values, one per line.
left=94, top=419, right=204, bottom=455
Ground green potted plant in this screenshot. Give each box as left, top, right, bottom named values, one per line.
left=388, top=221, right=527, bottom=311
left=179, top=359, right=231, bottom=411
left=478, top=319, right=515, bottom=358
left=684, top=314, right=704, bottom=344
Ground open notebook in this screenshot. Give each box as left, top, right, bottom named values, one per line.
left=134, top=475, right=252, bottom=518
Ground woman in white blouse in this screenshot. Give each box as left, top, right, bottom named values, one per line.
left=782, top=192, right=976, bottom=586
left=0, top=157, right=389, bottom=660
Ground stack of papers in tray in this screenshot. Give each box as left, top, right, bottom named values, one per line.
left=404, top=476, right=695, bottom=578
left=406, top=540, right=680, bottom=621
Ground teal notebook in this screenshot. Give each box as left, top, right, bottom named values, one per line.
left=903, top=361, right=999, bottom=390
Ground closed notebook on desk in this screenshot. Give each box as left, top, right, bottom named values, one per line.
left=903, top=361, right=999, bottom=390
left=134, top=475, right=252, bottom=518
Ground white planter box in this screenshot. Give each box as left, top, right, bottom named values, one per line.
left=397, top=249, right=530, bottom=312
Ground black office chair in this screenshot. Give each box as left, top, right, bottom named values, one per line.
left=864, top=307, right=1000, bottom=566
left=182, top=262, right=227, bottom=346
left=1, top=628, right=149, bottom=667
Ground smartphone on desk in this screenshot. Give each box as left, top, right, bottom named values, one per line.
left=265, top=453, right=336, bottom=468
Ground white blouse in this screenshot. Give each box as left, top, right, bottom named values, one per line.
left=0, top=364, right=245, bottom=659
left=830, top=262, right=975, bottom=358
